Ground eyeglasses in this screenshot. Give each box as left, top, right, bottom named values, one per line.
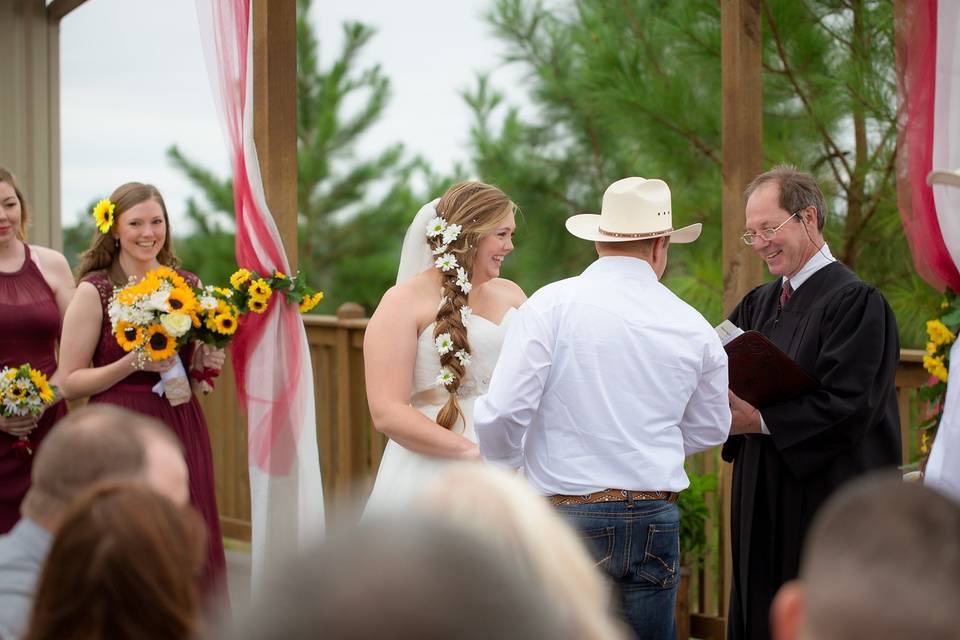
left=740, top=211, right=801, bottom=245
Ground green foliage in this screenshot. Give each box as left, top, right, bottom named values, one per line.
left=470, top=0, right=932, bottom=339
left=917, top=290, right=959, bottom=461
left=677, top=468, right=717, bottom=567
left=166, top=0, right=429, bottom=315
left=61, top=200, right=98, bottom=270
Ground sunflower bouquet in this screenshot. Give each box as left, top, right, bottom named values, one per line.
left=0, top=364, right=57, bottom=457
left=227, top=268, right=324, bottom=315
left=193, top=285, right=241, bottom=348
left=107, top=267, right=199, bottom=405
left=182, top=269, right=323, bottom=394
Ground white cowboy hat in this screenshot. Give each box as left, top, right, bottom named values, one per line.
left=929, top=169, right=960, bottom=188
left=565, top=177, right=702, bottom=244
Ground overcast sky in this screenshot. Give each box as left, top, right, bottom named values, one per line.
left=59, top=0, right=528, bottom=230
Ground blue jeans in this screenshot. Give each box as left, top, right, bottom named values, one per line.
left=557, top=499, right=680, bottom=640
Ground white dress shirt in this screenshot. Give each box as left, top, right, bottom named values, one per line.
left=474, top=256, right=731, bottom=495
left=758, top=243, right=835, bottom=434
left=783, top=243, right=835, bottom=291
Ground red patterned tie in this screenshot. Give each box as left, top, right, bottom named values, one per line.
left=779, top=280, right=793, bottom=309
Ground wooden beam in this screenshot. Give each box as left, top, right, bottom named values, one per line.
left=47, top=0, right=89, bottom=23
left=721, top=0, right=764, bottom=626
left=721, top=0, right=764, bottom=315
left=252, top=0, right=298, bottom=271
left=0, top=0, right=61, bottom=250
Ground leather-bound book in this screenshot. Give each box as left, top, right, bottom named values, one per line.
left=723, top=330, right=818, bottom=408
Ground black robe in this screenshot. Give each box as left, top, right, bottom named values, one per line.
left=724, top=262, right=901, bottom=640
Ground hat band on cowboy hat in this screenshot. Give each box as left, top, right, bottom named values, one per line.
left=566, top=176, right=702, bottom=244
left=599, top=226, right=676, bottom=239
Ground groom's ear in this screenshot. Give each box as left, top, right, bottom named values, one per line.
left=653, top=235, right=669, bottom=259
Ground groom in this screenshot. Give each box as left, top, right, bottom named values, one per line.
left=475, top=177, right=731, bottom=638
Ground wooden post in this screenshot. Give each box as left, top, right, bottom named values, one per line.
left=252, top=0, right=298, bottom=271
left=0, top=0, right=65, bottom=250
left=722, top=0, right=764, bottom=315
left=721, top=0, right=764, bottom=623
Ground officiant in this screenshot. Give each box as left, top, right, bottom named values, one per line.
left=724, top=165, right=901, bottom=640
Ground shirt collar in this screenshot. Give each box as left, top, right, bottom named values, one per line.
left=584, top=255, right=658, bottom=282
left=784, top=243, right=835, bottom=291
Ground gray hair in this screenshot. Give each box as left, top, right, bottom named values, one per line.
left=745, top=164, right=827, bottom=231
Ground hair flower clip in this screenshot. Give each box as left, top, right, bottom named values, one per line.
left=92, top=199, right=116, bottom=234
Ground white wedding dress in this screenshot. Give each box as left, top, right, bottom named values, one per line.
left=364, top=308, right=516, bottom=514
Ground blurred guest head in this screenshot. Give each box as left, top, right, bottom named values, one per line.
left=771, top=475, right=960, bottom=640
left=223, top=517, right=572, bottom=640
left=23, top=404, right=188, bottom=532
left=420, top=464, right=627, bottom=639
left=24, top=483, right=206, bottom=640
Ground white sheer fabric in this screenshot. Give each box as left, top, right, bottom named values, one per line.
left=194, top=0, right=324, bottom=592
left=396, top=198, right=440, bottom=285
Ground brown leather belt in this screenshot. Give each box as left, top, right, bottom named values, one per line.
left=549, top=489, right=678, bottom=506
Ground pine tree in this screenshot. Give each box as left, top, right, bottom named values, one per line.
left=168, top=0, right=427, bottom=314
left=469, top=0, right=934, bottom=345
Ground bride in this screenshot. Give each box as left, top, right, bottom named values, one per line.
left=363, top=181, right=525, bottom=513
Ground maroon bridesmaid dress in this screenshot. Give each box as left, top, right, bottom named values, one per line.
left=0, top=243, right=68, bottom=533
left=83, top=270, right=227, bottom=598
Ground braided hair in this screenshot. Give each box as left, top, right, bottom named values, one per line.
left=427, top=181, right=515, bottom=431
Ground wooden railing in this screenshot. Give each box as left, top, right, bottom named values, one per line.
left=201, top=309, right=930, bottom=637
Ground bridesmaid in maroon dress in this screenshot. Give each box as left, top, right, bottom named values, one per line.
left=57, top=182, right=227, bottom=598
left=0, top=169, right=75, bottom=533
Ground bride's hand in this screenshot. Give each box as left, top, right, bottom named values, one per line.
left=459, top=442, right=481, bottom=461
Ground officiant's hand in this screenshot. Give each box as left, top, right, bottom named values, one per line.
left=729, top=391, right=762, bottom=435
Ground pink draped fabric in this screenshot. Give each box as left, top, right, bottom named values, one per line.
left=195, top=0, right=324, bottom=587
left=896, top=0, right=960, bottom=291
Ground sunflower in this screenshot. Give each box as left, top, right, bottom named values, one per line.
left=166, top=286, right=198, bottom=315
left=27, top=368, right=47, bottom=391
left=8, top=385, right=26, bottom=401
left=248, top=296, right=269, bottom=314
left=28, top=369, right=54, bottom=404
left=299, top=291, right=324, bottom=313
left=117, top=287, right=142, bottom=306
left=115, top=321, right=145, bottom=351
left=37, top=381, right=54, bottom=404
left=230, top=268, right=252, bottom=289
left=135, top=274, right=163, bottom=296
left=151, top=267, right=188, bottom=290
left=92, top=199, right=115, bottom=234
left=144, top=325, right=177, bottom=361
left=248, top=279, right=272, bottom=299
left=213, top=313, right=238, bottom=335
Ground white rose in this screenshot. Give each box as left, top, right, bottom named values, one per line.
left=160, top=312, right=192, bottom=338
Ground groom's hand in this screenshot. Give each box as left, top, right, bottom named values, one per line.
left=729, top=390, right=761, bottom=435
